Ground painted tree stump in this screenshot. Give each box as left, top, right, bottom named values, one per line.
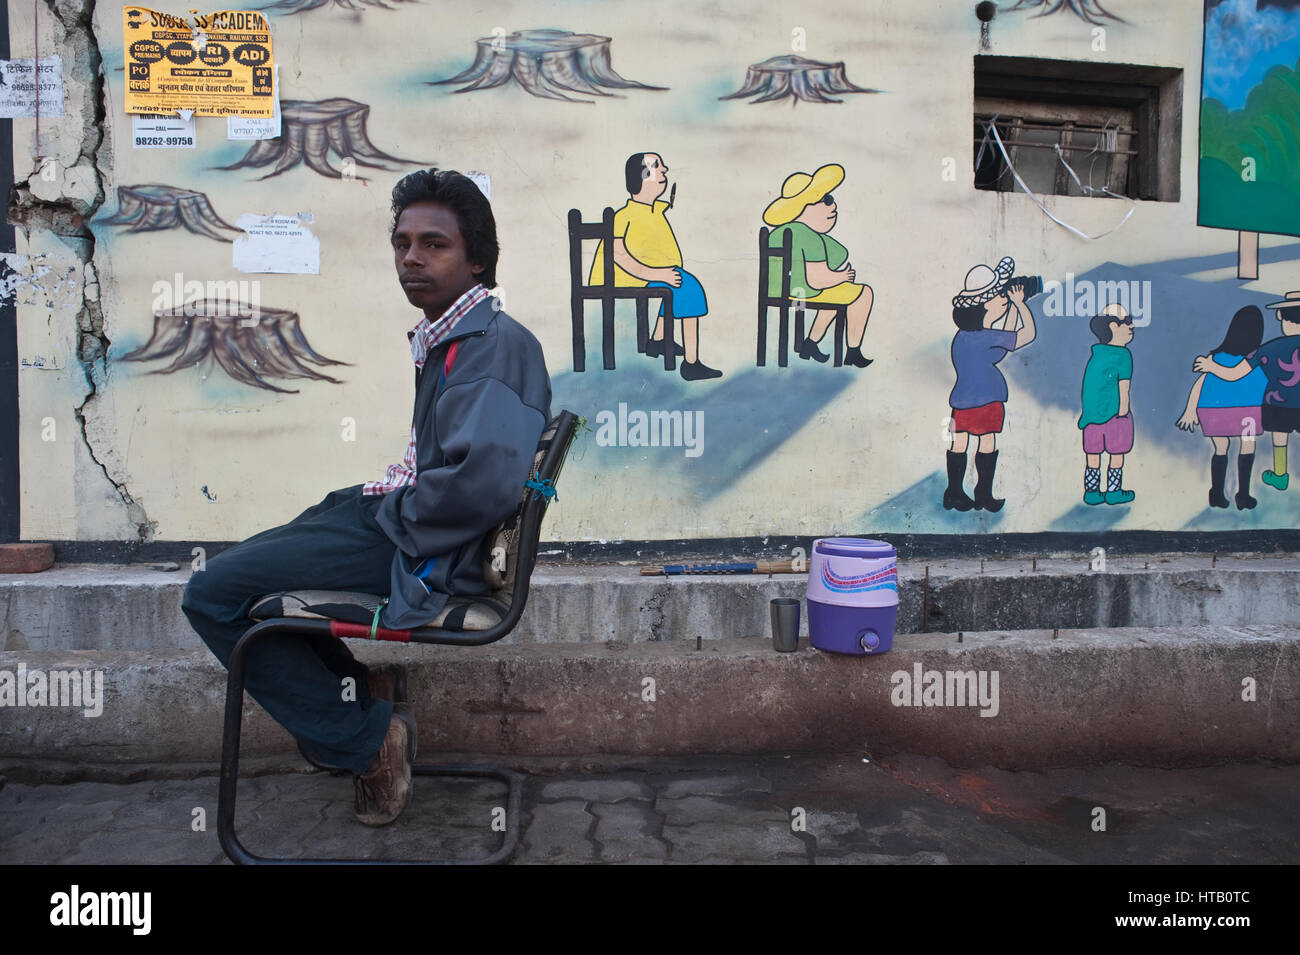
left=721, top=55, right=878, bottom=105
left=100, top=184, right=242, bottom=242
left=432, top=28, right=666, bottom=103
left=122, top=303, right=349, bottom=393
left=219, top=98, right=413, bottom=180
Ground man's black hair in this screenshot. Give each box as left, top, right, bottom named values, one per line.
left=952, top=303, right=986, bottom=331
left=390, top=168, right=499, bottom=288
left=1279, top=305, right=1300, bottom=326
left=625, top=153, right=648, bottom=195
left=1211, top=305, right=1263, bottom=356
left=1090, top=314, right=1115, bottom=343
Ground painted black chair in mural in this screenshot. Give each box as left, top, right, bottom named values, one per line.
left=757, top=226, right=848, bottom=368
left=567, top=207, right=678, bottom=373
left=216, top=411, right=579, bottom=865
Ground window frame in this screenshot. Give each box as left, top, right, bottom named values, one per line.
left=973, top=55, right=1183, bottom=203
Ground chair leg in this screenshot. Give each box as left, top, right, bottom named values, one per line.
left=778, top=306, right=790, bottom=368
left=636, top=298, right=648, bottom=354
left=833, top=309, right=845, bottom=367
left=602, top=296, right=616, bottom=370
left=572, top=300, right=586, bottom=373
left=662, top=297, right=676, bottom=371
left=217, top=619, right=521, bottom=866
left=757, top=302, right=767, bottom=367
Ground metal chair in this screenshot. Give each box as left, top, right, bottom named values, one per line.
left=217, top=410, right=580, bottom=865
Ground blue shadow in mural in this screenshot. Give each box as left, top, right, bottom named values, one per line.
left=866, top=472, right=1008, bottom=532
left=552, top=329, right=854, bottom=504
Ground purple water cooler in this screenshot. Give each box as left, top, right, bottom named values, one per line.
left=807, top=538, right=899, bottom=655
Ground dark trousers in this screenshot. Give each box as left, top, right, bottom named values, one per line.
left=182, top=484, right=397, bottom=774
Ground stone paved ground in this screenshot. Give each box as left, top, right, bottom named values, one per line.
left=1, top=754, right=1296, bottom=864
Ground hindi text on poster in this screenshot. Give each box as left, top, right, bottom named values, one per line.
left=123, top=6, right=274, bottom=117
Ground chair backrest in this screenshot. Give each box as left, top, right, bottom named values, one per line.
left=478, top=410, right=580, bottom=627
left=568, top=208, right=617, bottom=292
left=759, top=226, right=796, bottom=304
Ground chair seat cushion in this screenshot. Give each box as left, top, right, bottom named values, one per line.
left=249, top=589, right=511, bottom=632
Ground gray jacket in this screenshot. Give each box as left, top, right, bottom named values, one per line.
left=376, top=298, right=552, bottom=629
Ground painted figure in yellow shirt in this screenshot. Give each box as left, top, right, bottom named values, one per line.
left=590, top=152, right=722, bottom=381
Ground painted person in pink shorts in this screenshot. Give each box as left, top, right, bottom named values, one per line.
left=1078, top=303, right=1135, bottom=505
left=1177, top=305, right=1266, bottom=510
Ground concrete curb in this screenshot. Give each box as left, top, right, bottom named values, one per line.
left=2, top=626, right=1295, bottom=768
left=3, top=556, right=1299, bottom=650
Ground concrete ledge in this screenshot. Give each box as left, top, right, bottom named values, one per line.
left=2, top=626, right=1295, bottom=768
left=3, top=556, right=1299, bottom=650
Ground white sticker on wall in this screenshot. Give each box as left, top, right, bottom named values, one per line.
left=228, top=65, right=280, bottom=140
left=132, top=113, right=197, bottom=149
left=233, top=212, right=320, bottom=274
left=0, top=56, right=66, bottom=118
left=465, top=171, right=491, bottom=199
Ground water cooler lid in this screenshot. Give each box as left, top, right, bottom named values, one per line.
left=815, top=538, right=896, bottom=560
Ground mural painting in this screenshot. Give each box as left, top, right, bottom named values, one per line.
left=218, top=98, right=416, bottom=179
left=1078, top=304, right=1136, bottom=506
left=101, top=184, right=243, bottom=242
left=122, top=302, right=348, bottom=393
left=431, top=29, right=665, bottom=102
left=1178, top=305, right=1267, bottom=509
left=23, top=0, right=1300, bottom=548
left=582, top=152, right=721, bottom=381
left=943, top=257, right=1037, bottom=513
left=1193, top=293, right=1300, bottom=494
left=260, top=0, right=412, bottom=14
left=762, top=164, right=873, bottom=368
left=1007, top=0, right=1125, bottom=24
left=721, top=55, right=877, bottom=105
left=1200, top=0, right=1300, bottom=272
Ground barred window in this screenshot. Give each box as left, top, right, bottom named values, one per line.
left=973, top=56, right=1182, bottom=202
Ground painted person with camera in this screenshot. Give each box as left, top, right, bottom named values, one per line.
left=943, top=256, right=1038, bottom=511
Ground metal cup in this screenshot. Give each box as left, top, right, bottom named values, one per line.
left=770, top=598, right=800, bottom=652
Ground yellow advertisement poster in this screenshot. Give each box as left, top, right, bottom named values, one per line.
left=123, top=6, right=274, bottom=117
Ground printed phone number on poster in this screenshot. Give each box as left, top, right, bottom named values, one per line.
left=134, top=135, right=193, bottom=147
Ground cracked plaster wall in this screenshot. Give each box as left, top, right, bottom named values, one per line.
left=8, top=0, right=144, bottom=542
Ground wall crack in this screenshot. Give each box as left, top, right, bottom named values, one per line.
left=8, top=0, right=156, bottom=541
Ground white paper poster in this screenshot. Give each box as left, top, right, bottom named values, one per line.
left=0, top=56, right=66, bottom=118
left=233, top=212, right=319, bottom=274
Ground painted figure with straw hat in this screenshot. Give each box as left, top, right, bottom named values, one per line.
left=1195, top=290, right=1300, bottom=492
left=943, top=255, right=1036, bottom=511
left=763, top=163, right=874, bottom=367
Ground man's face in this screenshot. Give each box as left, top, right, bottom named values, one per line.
left=392, top=201, right=484, bottom=320
left=797, top=193, right=837, bottom=233
left=637, top=153, right=669, bottom=201
left=1109, top=318, right=1134, bottom=346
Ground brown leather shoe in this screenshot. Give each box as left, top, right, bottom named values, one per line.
left=353, top=713, right=412, bottom=826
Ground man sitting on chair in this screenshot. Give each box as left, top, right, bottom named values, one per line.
left=589, top=151, right=722, bottom=381
left=183, top=169, right=551, bottom=827
left=763, top=163, right=874, bottom=369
